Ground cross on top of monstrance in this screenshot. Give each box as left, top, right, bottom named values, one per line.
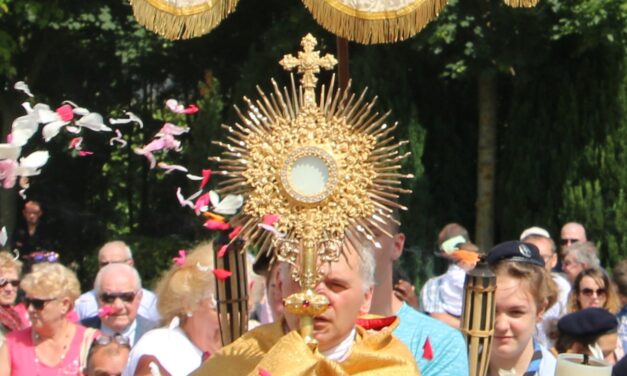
left=279, top=33, right=338, bottom=106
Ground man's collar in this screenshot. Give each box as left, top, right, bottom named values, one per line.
left=100, top=317, right=137, bottom=338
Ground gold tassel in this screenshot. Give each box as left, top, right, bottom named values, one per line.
left=130, top=0, right=240, bottom=40
left=301, top=0, right=448, bottom=45
left=503, top=0, right=540, bottom=7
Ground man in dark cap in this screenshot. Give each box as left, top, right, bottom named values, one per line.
left=554, top=307, right=621, bottom=364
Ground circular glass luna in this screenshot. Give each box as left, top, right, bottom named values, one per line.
left=280, top=147, right=338, bottom=204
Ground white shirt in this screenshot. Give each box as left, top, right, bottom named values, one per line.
left=123, top=326, right=203, bottom=376
left=74, top=288, right=160, bottom=323
left=535, top=273, right=571, bottom=348
left=101, top=319, right=139, bottom=347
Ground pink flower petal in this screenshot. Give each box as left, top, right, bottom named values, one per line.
left=195, top=192, right=211, bottom=215
left=98, top=305, right=116, bottom=318
left=69, top=137, right=82, bottom=150
left=258, top=368, right=271, bottom=376
left=203, top=219, right=230, bottom=231
left=200, top=169, right=212, bottom=190
left=217, top=244, right=228, bottom=258
left=213, top=268, right=232, bottom=281
left=56, top=104, right=74, bottom=122
left=173, top=249, right=187, bottom=266
left=78, top=150, right=93, bottom=157
left=262, top=214, right=280, bottom=226
left=181, top=104, right=199, bottom=114
left=228, top=226, right=242, bottom=240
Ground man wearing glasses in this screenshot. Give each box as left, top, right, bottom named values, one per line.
left=75, top=241, right=159, bottom=322
left=559, top=222, right=587, bottom=251
left=85, top=334, right=131, bottom=376
left=81, top=263, right=157, bottom=347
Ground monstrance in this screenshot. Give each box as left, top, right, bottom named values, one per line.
left=210, top=33, right=413, bottom=344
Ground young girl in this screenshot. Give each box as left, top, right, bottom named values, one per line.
left=486, top=241, right=558, bottom=376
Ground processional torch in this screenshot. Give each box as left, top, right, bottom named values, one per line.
left=461, top=258, right=497, bottom=376
left=207, top=34, right=413, bottom=346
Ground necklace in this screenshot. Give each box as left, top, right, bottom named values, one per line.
left=32, top=323, right=73, bottom=367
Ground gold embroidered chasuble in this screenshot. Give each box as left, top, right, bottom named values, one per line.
left=192, top=319, right=420, bottom=375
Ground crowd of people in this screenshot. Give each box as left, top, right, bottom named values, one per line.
left=0, top=200, right=626, bottom=375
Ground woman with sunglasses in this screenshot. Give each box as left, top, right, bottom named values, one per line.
left=124, top=242, right=221, bottom=376
left=0, top=252, right=27, bottom=347
left=486, top=241, right=558, bottom=376
left=568, top=267, right=621, bottom=313
left=0, top=262, right=98, bottom=375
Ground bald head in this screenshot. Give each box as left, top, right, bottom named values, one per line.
left=560, top=222, right=587, bottom=250
left=94, top=263, right=141, bottom=293
left=98, top=241, right=133, bottom=268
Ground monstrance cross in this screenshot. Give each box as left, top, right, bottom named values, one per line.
left=280, top=33, right=337, bottom=105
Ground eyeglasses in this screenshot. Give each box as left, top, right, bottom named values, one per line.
left=559, top=238, right=579, bottom=246
left=24, top=296, right=56, bottom=310
left=93, top=334, right=131, bottom=348
left=579, top=288, right=607, bottom=297
left=99, top=291, right=136, bottom=304
left=0, top=279, right=19, bottom=288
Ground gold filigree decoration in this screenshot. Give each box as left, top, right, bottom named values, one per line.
left=210, top=34, right=413, bottom=342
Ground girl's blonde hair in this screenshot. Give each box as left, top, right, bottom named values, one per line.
left=493, top=261, right=558, bottom=312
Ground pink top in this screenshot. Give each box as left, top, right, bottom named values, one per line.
left=7, top=324, right=87, bottom=375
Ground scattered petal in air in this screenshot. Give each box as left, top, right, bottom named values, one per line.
left=228, top=226, right=241, bottom=240
left=11, top=249, right=19, bottom=261
left=55, top=104, right=74, bottom=122
left=98, top=305, right=116, bottom=318
left=195, top=193, right=211, bottom=215
left=69, top=137, right=83, bottom=150
left=200, top=169, right=212, bottom=190
left=258, top=223, right=287, bottom=238
left=186, top=174, right=202, bottom=181
left=158, top=123, right=189, bottom=136
left=78, top=150, right=93, bottom=157
left=148, top=362, right=162, bottom=376
left=213, top=268, right=232, bottom=281
left=203, top=212, right=225, bottom=222
left=203, top=219, right=230, bottom=231
left=76, top=112, right=112, bottom=132
left=258, top=368, right=271, bottom=376
left=209, top=191, right=243, bottom=215
left=18, top=187, right=27, bottom=199
left=14, top=81, right=34, bottom=97
left=109, top=111, right=143, bottom=128
left=166, top=99, right=199, bottom=115
left=422, top=337, right=434, bottom=360
left=168, top=316, right=180, bottom=331
left=173, top=249, right=187, bottom=266
left=0, top=227, right=7, bottom=246
left=217, top=244, right=228, bottom=258
left=158, top=162, right=188, bottom=174
left=176, top=187, right=195, bottom=209
left=61, top=101, right=90, bottom=116
left=42, top=120, right=68, bottom=142
left=109, top=129, right=127, bottom=148
left=0, top=144, right=21, bottom=160
left=196, top=262, right=211, bottom=272
left=262, top=214, right=280, bottom=226
left=0, top=160, right=18, bottom=189
left=16, top=151, right=49, bottom=177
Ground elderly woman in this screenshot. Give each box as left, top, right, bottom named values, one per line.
left=0, top=251, right=27, bottom=346
left=124, top=242, right=221, bottom=376
left=561, top=241, right=601, bottom=283
left=568, top=267, right=621, bottom=314
left=0, top=262, right=98, bottom=375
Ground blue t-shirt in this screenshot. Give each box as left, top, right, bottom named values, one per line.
left=394, top=302, right=469, bottom=376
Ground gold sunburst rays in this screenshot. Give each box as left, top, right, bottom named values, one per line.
left=209, top=34, right=412, bottom=343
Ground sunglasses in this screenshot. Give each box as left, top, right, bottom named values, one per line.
left=24, top=296, right=56, bottom=310
left=559, top=238, right=579, bottom=246
left=0, top=279, right=19, bottom=288
left=579, top=288, right=607, bottom=297
left=99, top=291, right=136, bottom=304
left=93, top=334, right=131, bottom=348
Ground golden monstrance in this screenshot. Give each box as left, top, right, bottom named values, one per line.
left=210, top=33, right=413, bottom=343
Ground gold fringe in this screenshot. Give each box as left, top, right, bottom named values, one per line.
left=301, top=0, right=448, bottom=45
left=502, top=0, right=540, bottom=7
left=130, top=0, right=239, bottom=40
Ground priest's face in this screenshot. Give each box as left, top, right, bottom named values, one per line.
left=279, top=248, right=373, bottom=352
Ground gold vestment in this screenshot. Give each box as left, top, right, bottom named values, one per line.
left=193, top=319, right=420, bottom=375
